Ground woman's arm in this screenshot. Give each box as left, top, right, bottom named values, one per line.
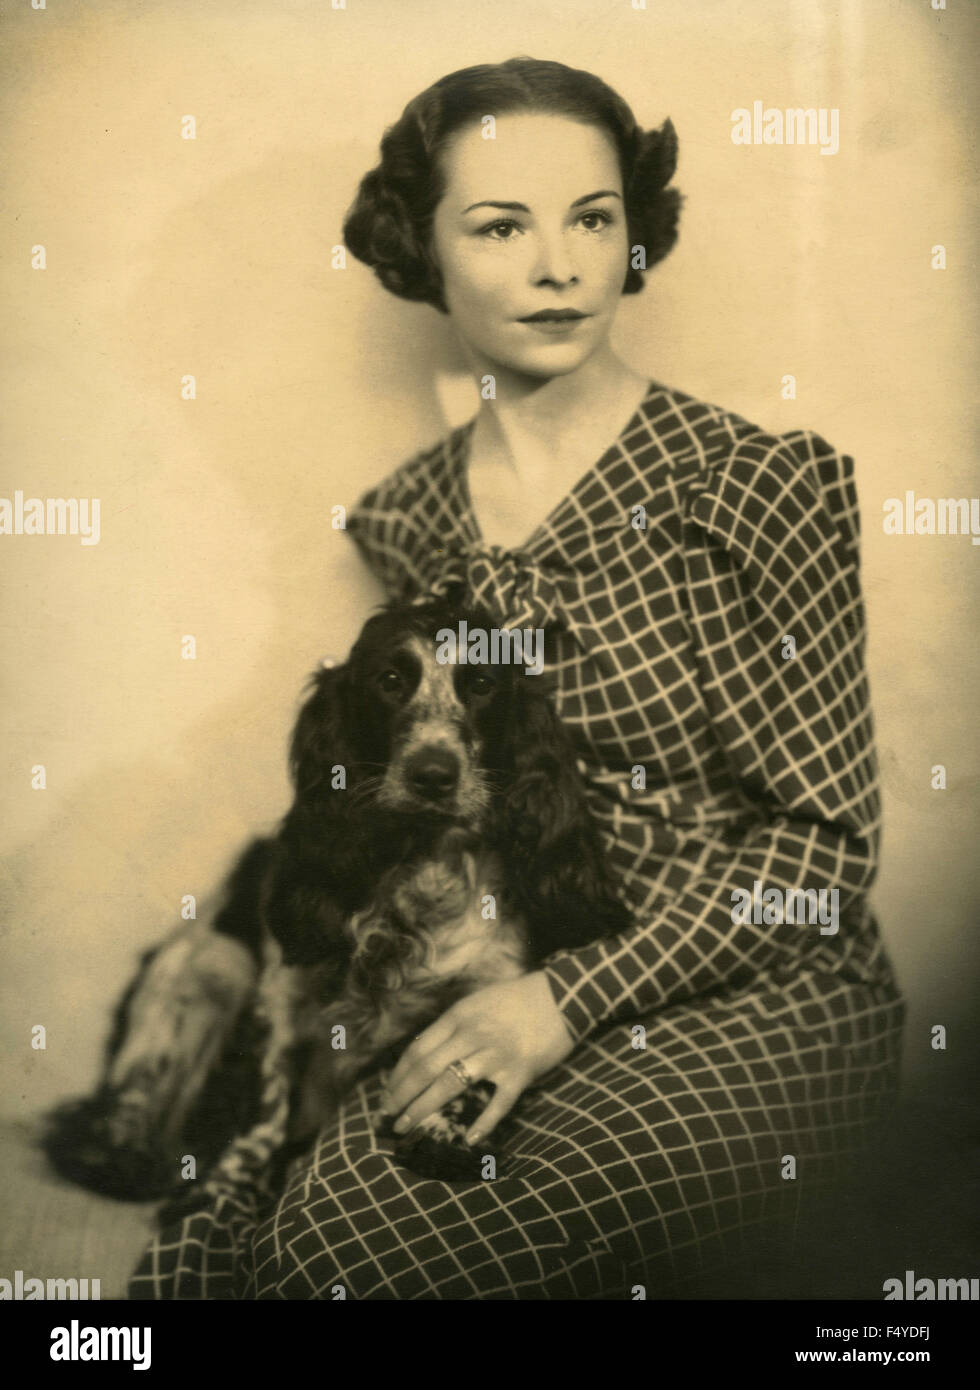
left=541, top=430, right=883, bottom=1044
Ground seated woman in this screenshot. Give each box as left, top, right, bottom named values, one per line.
left=128, top=55, right=905, bottom=1300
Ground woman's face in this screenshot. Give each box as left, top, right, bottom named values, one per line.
left=429, top=112, right=630, bottom=380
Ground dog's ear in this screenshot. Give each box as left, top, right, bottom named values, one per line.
left=264, top=661, right=363, bottom=968
left=493, top=681, right=633, bottom=959
left=262, top=840, right=356, bottom=972
left=495, top=680, right=591, bottom=849
left=288, top=662, right=355, bottom=801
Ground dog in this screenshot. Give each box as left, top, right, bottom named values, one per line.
left=43, top=597, right=632, bottom=1211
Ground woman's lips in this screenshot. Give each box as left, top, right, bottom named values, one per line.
left=519, top=315, right=589, bottom=335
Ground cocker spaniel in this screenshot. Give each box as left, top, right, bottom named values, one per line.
left=43, top=597, right=631, bottom=1209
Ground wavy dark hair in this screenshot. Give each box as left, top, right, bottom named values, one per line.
left=342, top=56, right=682, bottom=314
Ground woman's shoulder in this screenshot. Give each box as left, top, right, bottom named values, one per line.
left=650, top=380, right=853, bottom=493
left=347, top=427, right=458, bottom=528
left=652, top=381, right=860, bottom=567
left=344, top=422, right=466, bottom=599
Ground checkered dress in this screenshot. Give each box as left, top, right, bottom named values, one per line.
left=128, top=378, right=905, bottom=1299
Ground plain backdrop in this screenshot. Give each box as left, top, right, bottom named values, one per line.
left=1, top=0, right=977, bottom=1132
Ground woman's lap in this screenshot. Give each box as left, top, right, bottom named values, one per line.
left=128, top=976, right=905, bottom=1300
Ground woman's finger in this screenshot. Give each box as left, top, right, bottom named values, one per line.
left=390, top=1047, right=494, bottom=1134
left=382, top=1009, right=464, bottom=1109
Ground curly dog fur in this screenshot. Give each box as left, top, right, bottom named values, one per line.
left=43, top=597, right=632, bottom=1209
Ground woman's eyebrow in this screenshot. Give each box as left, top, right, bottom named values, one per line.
left=461, top=189, right=622, bottom=214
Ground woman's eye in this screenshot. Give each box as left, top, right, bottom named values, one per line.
left=479, top=211, right=612, bottom=241
left=379, top=670, right=402, bottom=693
left=480, top=219, right=521, bottom=240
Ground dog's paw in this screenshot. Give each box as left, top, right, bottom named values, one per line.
left=392, top=1127, right=507, bottom=1183
left=41, top=1093, right=177, bottom=1201
left=376, top=1082, right=510, bottom=1182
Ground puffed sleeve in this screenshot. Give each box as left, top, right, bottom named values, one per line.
left=345, top=467, right=429, bottom=602
left=540, top=429, right=881, bottom=1044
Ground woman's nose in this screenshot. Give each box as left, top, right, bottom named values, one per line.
left=530, top=230, right=579, bottom=287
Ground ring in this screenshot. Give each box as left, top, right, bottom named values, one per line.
left=446, top=1058, right=474, bottom=1087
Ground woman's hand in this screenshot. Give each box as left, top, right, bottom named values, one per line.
left=379, top=971, right=576, bottom=1145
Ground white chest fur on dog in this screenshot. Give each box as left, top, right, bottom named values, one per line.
left=387, top=846, right=529, bottom=977
left=257, top=837, right=531, bottom=1138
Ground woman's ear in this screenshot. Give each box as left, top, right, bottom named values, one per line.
left=421, top=226, right=448, bottom=315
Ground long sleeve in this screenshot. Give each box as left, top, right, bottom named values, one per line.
left=541, top=430, right=882, bottom=1044
left=346, top=472, right=427, bottom=603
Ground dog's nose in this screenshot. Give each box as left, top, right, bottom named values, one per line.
left=406, top=748, right=460, bottom=798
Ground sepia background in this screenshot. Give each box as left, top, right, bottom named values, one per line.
left=1, top=0, right=977, bottom=1294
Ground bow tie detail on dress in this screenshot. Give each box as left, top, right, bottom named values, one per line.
left=422, top=541, right=596, bottom=652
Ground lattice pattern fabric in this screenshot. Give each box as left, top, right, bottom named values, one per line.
left=127, top=377, right=905, bottom=1299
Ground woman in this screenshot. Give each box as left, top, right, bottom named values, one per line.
left=129, top=56, right=904, bottom=1299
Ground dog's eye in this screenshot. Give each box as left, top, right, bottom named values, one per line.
left=378, top=670, right=403, bottom=693
left=469, top=673, right=495, bottom=696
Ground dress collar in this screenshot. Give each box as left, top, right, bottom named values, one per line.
left=430, top=377, right=739, bottom=562
left=397, top=379, right=746, bottom=665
